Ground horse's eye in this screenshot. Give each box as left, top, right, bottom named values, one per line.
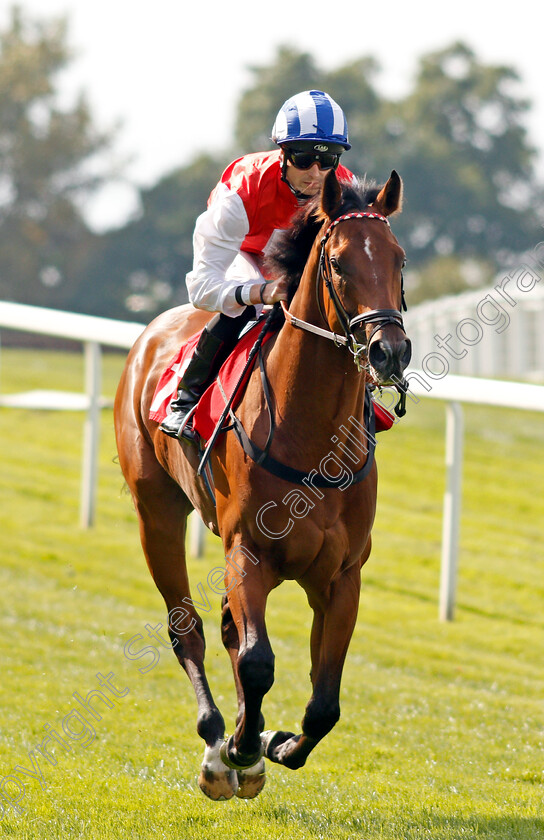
left=401, top=257, right=407, bottom=268
left=330, top=257, right=341, bottom=274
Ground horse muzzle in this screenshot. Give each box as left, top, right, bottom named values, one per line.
left=368, top=334, right=412, bottom=385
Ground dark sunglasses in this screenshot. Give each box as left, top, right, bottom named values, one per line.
left=285, top=148, right=341, bottom=171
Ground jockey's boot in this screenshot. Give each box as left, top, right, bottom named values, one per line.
left=159, top=307, right=256, bottom=442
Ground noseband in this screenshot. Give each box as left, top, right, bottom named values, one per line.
left=281, top=211, right=409, bottom=416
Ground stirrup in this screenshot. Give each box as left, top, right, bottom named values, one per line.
left=160, top=404, right=199, bottom=442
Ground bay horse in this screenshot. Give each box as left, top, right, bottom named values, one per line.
left=114, top=169, right=411, bottom=800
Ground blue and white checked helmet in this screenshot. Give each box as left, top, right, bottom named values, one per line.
left=271, top=90, right=350, bottom=150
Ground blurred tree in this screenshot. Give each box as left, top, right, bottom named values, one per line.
left=6, top=27, right=540, bottom=318
left=82, top=153, right=229, bottom=319
left=233, top=47, right=383, bottom=172
left=0, top=6, right=113, bottom=308
left=234, top=46, right=323, bottom=152
left=378, top=42, right=543, bottom=299
left=324, top=56, right=383, bottom=176
left=233, top=43, right=543, bottom=302
left=405, top=254, right=495, bottom=305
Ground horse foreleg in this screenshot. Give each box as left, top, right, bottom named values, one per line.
left=130, top=462, right=235, bottom=799
left=220, top=595, right=266, bottom=731
left=263, top=563, right=361, bottom=770
left=218, top=545, right=276, bottom=773
left=220, top=594, right=267, bottom=798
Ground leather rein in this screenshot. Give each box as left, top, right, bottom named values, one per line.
left=281, top=210, right=408, bottom=417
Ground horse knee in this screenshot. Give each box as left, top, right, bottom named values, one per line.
left=168, top=612, right=205, bottom=660
left=302, top=697, right=340, bottom=741
left=237, top=644, right=275, bottom=697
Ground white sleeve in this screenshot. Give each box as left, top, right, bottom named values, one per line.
left=185, top=184, right=266, bottom=316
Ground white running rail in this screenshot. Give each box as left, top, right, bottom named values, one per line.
left=0, top=302, right=144, bottom=528
left=1, top=301, right=543, bottom=619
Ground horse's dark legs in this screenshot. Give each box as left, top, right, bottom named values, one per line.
left=133, top=472, right=224, bottom=741
left=220, top=595, right=267, bottom=798
left=219, top=546, right=276, bottom=770
left=264, top=562, right=361, bottom=769
left=125, top=451, right=225, bottom=728
left=221, top=595, right=266, bottom=731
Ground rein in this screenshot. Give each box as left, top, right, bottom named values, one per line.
left=282, top=210, right=408, bottom=417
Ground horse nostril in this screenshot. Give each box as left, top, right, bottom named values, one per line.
left=368, top=340, right=389, bottom=371
left=401, top=338, right=412, bottom=368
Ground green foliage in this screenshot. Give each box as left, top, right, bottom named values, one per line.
left=233, top=42, right=543, bottom=304
left=383, top=42, right=542, bottom=276
left=0, top=5, right=113, bottom=309
left=234, top=49, right=383, bottom=174
left=325, top=57, right=382, bottom=175
left=0, top=349, right=543, bottom=838
left=1, top=8, right=543, bottom=318
left=81, top=152, right=230, bottom=320
left=234, top=46, right=323, bottom=152
left=405, top=254, right=495, bottom=305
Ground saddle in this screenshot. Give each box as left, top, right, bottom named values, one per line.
left=149, top=320, right=275, bottom=439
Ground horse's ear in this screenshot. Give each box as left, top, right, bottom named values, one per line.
left=373, top=170, right=403, bottom=217
left=320, top=169, right=342, bottom=221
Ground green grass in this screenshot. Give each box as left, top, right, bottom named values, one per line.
left=0, top=348, right=543, bottom=839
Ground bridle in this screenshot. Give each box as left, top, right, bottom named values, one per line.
left=281, top=211, right=409, bottom=416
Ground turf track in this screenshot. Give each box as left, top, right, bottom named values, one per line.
left=0, top=349, right=542, bottom=839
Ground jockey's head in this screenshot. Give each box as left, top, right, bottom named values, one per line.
left=271, top=90, right=350, bottom=196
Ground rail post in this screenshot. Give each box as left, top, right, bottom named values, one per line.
left=80, top=341, right=102, bottom=528
left=439, top=400, right=464, bottom=621
left=189, top=511, right=206, bottom=558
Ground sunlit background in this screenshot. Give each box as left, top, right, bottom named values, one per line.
left=1, top=0, right=543, bottom=322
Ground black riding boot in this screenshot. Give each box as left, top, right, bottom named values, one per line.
left=159, top=307, right=256, bottom=441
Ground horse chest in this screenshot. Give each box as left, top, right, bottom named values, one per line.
left=245, top=483, right=371, bottom=575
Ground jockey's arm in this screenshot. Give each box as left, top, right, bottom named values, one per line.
left=185, top=185, right=288, bottom=315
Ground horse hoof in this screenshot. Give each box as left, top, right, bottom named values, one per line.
left=260, top=729, right=301, bottom=766
left=198, top=741, right=238, bottom=801
left=198, top=768, right=238, bottom=801
left=235, top=757, right=266, bottom=799
left=260, top=730, right=279, bottom=756
left=261, top=729, right=295, bottom=757
left=220, top=734, right=263, bottom=770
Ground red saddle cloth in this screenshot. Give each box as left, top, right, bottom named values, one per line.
left=149, top=322, right=396, bottom=441
left=149, top=321, right=275, bottom=441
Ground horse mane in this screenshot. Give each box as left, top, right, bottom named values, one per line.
left=265, top=178, right=381, bottom=302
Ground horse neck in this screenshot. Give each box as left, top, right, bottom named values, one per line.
left=266, top=244, right=368, bottom=451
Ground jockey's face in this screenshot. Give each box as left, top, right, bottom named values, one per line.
left=284, top=156, right=328, bottom=196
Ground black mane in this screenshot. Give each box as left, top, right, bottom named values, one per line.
left=265, top=178, right=381, bottom=301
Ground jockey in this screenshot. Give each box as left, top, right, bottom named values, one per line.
left=160, top=90, right=354, bottom=440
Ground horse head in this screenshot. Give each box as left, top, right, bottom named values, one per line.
left=316, top=169, right=412, bottom=387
